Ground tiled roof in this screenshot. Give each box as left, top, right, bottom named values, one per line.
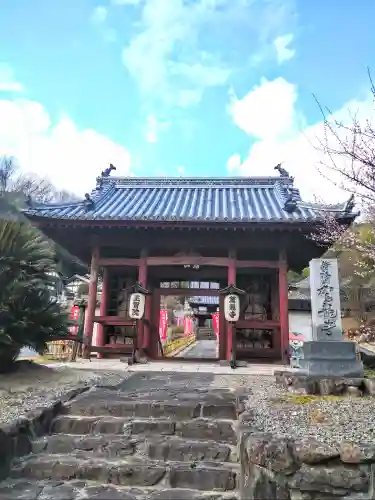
left=23, top=176, right=356, bottom=224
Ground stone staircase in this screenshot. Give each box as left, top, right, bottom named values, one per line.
left=0, top=376, right=242, bottom=499
left=196, top=327, right=216, bottom=341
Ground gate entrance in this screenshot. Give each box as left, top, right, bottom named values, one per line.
left=151, top=282, right=224, bottom=361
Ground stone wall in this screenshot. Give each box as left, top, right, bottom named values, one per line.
left=275, top=371, right=375, bottom=397
left=239, top=429, right=374, bottom=499
left=0, top=387, right=89, bottom=481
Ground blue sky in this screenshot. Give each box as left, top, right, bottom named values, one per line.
left=0, top=0, right=374, bottom=201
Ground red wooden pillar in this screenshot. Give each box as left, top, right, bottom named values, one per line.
left=279, top=249, right=289, bottom=364
left=227, top=250, right=237, bottom=360
left=96, top=267, right=109, bottom=359
left=138, top=249, right=148, bottom=354
left=83, top=246, right=100, bottom=359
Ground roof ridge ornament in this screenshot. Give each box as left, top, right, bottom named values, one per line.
left=96, top=163, right=117, bottom=189
left=84, top=193, right=95, bottom=211
left=274, top=162, right=294, bottom=182
left=283, top=190, right=298, bottom=213
left=344, top=194, right=355, bottom=214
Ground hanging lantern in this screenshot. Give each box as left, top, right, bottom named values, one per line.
left=223, top=294, right=240, bottom=322
left=219, top=284, right=246, bottom=323
left=128, top=283, right=150, bottom=319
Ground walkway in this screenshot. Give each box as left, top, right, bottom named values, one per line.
left=176, top=339, right=218, bottom=359
left=46, top=358, right=289, bottom=375
left=0, top=372, right=242, bottom=498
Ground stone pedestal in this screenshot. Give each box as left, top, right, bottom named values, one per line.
left=299, top=341, right=364, bottom=377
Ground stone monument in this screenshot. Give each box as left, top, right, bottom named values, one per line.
left=299, top=258, right=364, bottom=376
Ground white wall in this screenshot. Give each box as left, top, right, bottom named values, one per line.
left=289, top=310, right=312, bottom=341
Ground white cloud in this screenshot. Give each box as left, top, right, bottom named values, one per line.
left=145, top=114, right=158, bottom=143
left=228, top=77, right=299, bottom=141
left=274, top=33, right=295, bottom=64
left=122, top=0, right=292, bottom=107
left=0, top=98, right=132, bottom=196
left=112, top=0, right=143, bottom=4
left=228, top=77, right=375, bottom=204
left=144, top=113, right=171, bottom=143
left=90, top=5, right=116, bottom=42
left=226, top=153, right=241, bottom=173
left=177, top=166, right=184, bottom=174
left=0, top=63, right=23, bottom=93
left=91, top=6, right=108, bottom=24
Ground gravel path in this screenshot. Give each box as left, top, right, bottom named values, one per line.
left=0, top=362, right=129, bottom=425
left=213, top=374, right=375, bottom=446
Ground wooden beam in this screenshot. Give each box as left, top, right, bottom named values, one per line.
left=94, top=316, right=134, bottom=326
left=236, top=320, right=280, bottom=329
left=227, top=249, right=236, bottom=360
left=154, top=288, right=220, bottom=296
left=96, top=267, right=109, bottom=359
left=98, top=258, right=140, bottom=266
left=236, top=260, right=278, bottom=268
left=147, top=256, right=230, bottom=266
left=98, top=256, right=278, bottom=268
left=83, top=246, right=99, bottom=358
left=278, top=249, right=289, bottom=364
left=138, top=249, right=148, bottom=352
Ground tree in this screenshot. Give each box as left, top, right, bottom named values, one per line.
left=0, top=219, right=70, bottom=371
left=0, top=155, right=87, bottom=279
left=0, top=155, right=79, bottom=203
left=310, top=73, right=375, bottom=280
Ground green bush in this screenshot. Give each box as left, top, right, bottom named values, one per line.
left=0, top=219, right=70, bottom=372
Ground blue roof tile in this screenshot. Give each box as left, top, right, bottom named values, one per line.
left=23, top=176, right=355, bottom=224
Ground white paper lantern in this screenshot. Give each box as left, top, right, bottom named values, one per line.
left=129, top=292, right=146, bottom=319
left=223, top=294, right=240, bottom=322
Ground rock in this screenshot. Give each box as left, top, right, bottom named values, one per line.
left=68, top=399, right=201, bottom=420
left=240, top=463, right=290, bottom=500
left=241, top=433, right=298, bottom=475
left=343, top=378, right=365, bottom=387
left=128, top=419, right=176, bottom=436
left=33, top=434, right=136, bottom=457
left=0, top=480, right=44, bottom=500
left=288, top=465, right=370, bottom=494
left=169, top=465, right=236, bottom=491
left=12, top=456, right=167, bottom=486
left=38, top=483, right=77, bottom=500
left=147, top=437, right=231, bottom=462
left=294, top=439, right=339, bottom=465
left=340, top=442, right=375, bottom=463
left=82, top=485, right=137, bottom=499
left=51, top=416, right=99, bottom=435
left=0, top=430, right=12, bottom=480
left=175, top=419, right=236, bottom=445
left=149, top=489, right=218, bottom=500
left=318, top=379, right=336, bottom=395
left=201, top=403, right=237, bottom=419
left=347, top=386, right=362, bottom=397
left=291, top=377, right=317, bottom=395
left=364, top=378, right=375, bottom=396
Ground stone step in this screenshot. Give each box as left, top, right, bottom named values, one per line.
left=51, top=416, right=237, bottom=444
left=32, top=434, right=235, bottom=462
left=0, top=478, right=239, bottom=499
left=64, top=398, right=237, bottom=420
left=11, top=455, right=238, bottom=491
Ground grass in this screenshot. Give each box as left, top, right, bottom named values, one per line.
left=274, top=393, right=348, bottom=405
left=18, top=354, right=67, bottom=364
left=364, top=368, right=375, bottom=378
